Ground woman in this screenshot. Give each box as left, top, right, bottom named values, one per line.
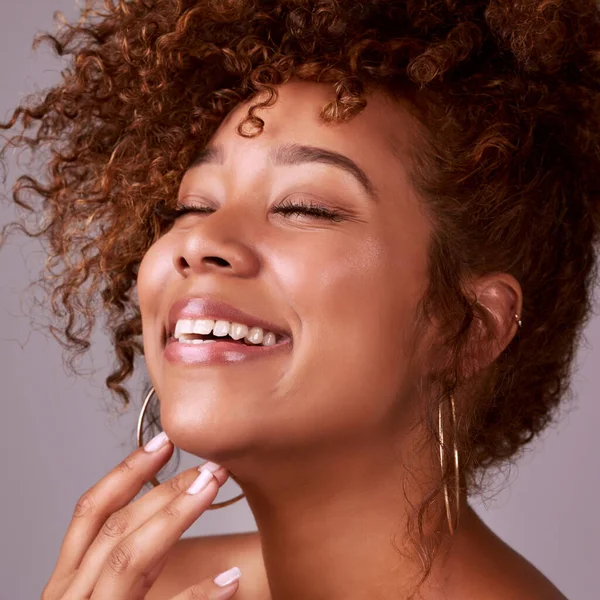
left=2, top=0, right=598, bottom=598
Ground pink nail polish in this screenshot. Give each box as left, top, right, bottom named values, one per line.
left=143, top=431, right=170, bottom=453
left=214, top=566, right=242, bottom=587
left=199, top=461, right=221, bottom=473
left=186, top=468, right=214, bottom=495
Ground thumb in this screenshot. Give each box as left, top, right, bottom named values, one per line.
left=170, top=566, right=242, bottom=600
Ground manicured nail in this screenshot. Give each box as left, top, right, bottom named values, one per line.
left=143, top=431, right=170, bottom=453
left=186, top=468, right=215, bottom=495
left=213, top=566, right=242, bottom=587
left=199, top=461, right=221, bottom=473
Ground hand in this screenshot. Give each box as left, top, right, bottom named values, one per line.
left=41, top=432, right=242, bottom=600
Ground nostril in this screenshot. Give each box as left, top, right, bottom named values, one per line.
left=176, top=256, right=190, bottom=270
left=203, top=256, right=231, bottom=268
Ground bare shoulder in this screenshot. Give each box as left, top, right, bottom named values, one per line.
left=445, top=508, right=568, bottom=600
left=146, top=511, right=568, bottom=600
left=146, top=531, right=270, bottom=600
left=470, top=540, right=568, bottom=600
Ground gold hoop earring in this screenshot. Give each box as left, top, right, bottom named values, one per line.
left=137, top=386, right=246, bottom=510
left=438, top=393, right=460, bottom=534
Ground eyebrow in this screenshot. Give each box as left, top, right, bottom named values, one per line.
left=189, top=142, right=380, bottom=202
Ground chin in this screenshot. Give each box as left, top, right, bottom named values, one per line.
left=157, top=395, right=256, bottom=459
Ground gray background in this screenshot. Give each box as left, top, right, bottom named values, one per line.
left=0, top=2, right=598, bottom=599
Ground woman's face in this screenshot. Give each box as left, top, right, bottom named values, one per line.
left=137, top=80, right=433, bottom=459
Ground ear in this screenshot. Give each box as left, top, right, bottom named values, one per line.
left=467, top=272, right=523, bottom=371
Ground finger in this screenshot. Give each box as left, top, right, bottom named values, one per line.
left=130, top=564, right=242, bottom=600
left=168, top=566, right=242, bottom=600
left=61, top=466, right=206, bottom=599
left=51, top=433, right=174, bottom=582
left=90, top=465, right=230, bottom=599
left=129, top=553, right=170, bottom=599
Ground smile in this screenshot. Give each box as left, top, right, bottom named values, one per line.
left=173, top=318, right=287, bottom=347
left=164, top=326, right=292, bottom=365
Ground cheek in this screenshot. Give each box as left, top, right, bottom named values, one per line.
left=137, top=237, right=173, bottom=340
left=274, top=231, right=427, bottom=433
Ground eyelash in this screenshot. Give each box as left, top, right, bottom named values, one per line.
left=154, top=198, right=346, bottom=223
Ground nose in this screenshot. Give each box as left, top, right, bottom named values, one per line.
left=172, top=208, right=261, bottom=279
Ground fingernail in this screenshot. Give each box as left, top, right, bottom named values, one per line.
left=186, top=468, right=215, bottom=495
left=143, top=431, right=170, bottom=453
left=213, top=566, right=242, bottom=587
left=199, top=461, right=221, bottom=473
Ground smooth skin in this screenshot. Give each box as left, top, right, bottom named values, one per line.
left=41, top=436, right=241, bottom=600
left=47, top=79, right=566, bottom=600
left=136, top=79, right=557, bottom=599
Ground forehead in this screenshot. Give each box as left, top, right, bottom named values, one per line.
left=197, top=80, right=416, bottom=197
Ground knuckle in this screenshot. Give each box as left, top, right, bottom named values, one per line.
left=101, top=509, right=130, bottom=539
left=160, top=503, right=181, bottom=520
left=167, top=473, right=188, bottom=496
left=187, top=584, right=211, bottom=600
left=73, top=491, right=95, bottom=519
left=106, top=543, right=137, bottom=575
left=116, top=456, right=136, bottom=475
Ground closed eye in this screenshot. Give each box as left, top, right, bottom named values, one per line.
left=272, top=197, right=345, bottom=222
left=154, top=199, right=347, bottom=222
left=153, top=203, right=212, bottom=220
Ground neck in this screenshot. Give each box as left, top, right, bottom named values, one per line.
left=236, top=435, right=468, bottom=600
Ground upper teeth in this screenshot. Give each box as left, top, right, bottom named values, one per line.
left=173, top=319, right=279, bottom=346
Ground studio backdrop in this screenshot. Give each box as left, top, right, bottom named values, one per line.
left=0, top=2, right=598, bottom=600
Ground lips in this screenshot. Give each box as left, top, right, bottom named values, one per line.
left=165, top=296, right=292, bottom=342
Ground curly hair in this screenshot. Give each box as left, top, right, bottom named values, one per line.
left=2, top=0, right=600, bottom=594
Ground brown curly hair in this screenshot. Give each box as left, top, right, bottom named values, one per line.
left=2, top=0, right=600, bottom=593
